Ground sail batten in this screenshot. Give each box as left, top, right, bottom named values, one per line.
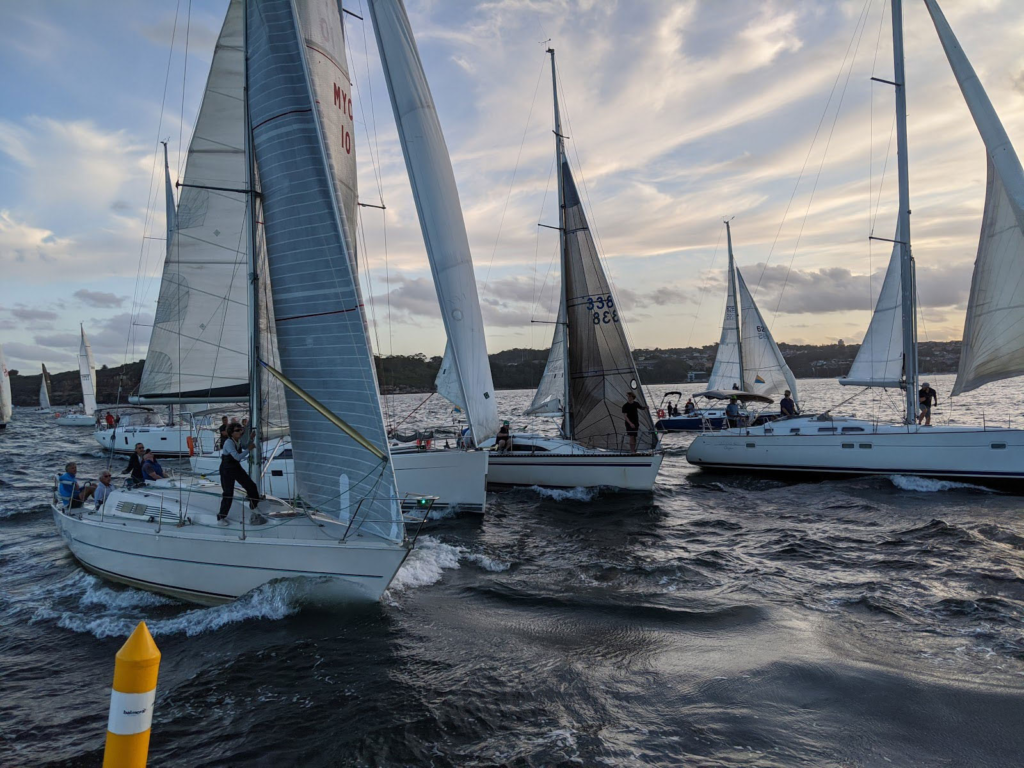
left=368, top=0, right=498, bottom=444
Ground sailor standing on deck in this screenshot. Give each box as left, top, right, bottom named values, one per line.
left=218, top=423, right=262, bottom=525
left=622, top=392, right=648, bottom=453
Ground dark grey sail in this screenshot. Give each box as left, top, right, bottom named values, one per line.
left=562, top=160, right=655, bottom=451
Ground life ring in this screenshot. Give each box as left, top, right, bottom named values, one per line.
left=186, top=436, right=196, bottom=457
left=657, top=409, right=666, bottom=419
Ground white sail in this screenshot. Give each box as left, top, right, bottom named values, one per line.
left=707, top=250, right=743, bottom=392
left=924, top=0, right=1024, bottom=395
left=736, top=268, right=798, bottom=400
left=247, top=0, right=402, bottom=543
left=840, top=231, right=904, bottom=388
left=78, top=326, right=97, bottom=416
left=525, top=293, right=566, bottom=417
left=137, top=0, right=250, bottom=403
left=0, top=345, right=11, bottom=424
left=368, top=0, right=499, bottom=444
left=434, top=342, right=467, bottom=412
left=39, top=364, right=51, bottom=409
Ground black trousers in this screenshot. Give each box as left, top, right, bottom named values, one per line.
left=219, top=460, right=260, bottom=519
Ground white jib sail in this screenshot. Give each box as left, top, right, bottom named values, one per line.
left=0, top=345, right=11, bottom=424
left=39, top=364, right=51, bottom=409
left=368, top=0, right=499, bottom=445
left=736, top=268, right=798, bottom=401
left=526, top=292, right=566, bottom=417
left=434, top=342, right=467, bottom=412
left=78, top=326, right=97, bottom=416
left=840, top=230, right=904, bottom=388
left=707, top=251, right=743, bottom=392
left=138, top=0, right=250, bottom=403
left=924, top=0, right=1024, bottom=395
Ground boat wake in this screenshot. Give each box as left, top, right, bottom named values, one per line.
left=528, top=485, right=599, bottom=502
left=888, top=475, right=995, bottom=493
left=388, top=535, right=510, bottom=597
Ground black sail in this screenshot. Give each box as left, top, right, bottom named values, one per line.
left=562, top=160, right=654, bottom=451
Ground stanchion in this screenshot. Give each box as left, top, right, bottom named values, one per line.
left=103, top=621, right=161, bottom=768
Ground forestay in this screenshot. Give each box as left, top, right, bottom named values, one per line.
left=561, top=161, right=654, bottom=451
left=707, top=251, right=743, bottom=392
left=840, top=230, right=904, bottom=388
left=526, top=293, right=566, bottom=417
left=246, top=0, right=401, bottom=543
left=78, top=327, right=97, bottom=417
left=368, top=0, right=498, bottom=444
left=736, top=268, right=798, bottom=401
left=39, top=364, right=51, bottom=409
left=0, top=346, right=11, bottom=424
left=924, top=0, right=1024, bottom=395
left=138, top=0, right=250, bottom=403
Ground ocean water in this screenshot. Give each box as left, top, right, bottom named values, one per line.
left=2, top=375, right=1024, bottom=766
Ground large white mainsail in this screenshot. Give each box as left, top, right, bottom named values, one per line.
left=78, top=326, right=97, bottom=416
left=368, top=0, right=499, bottom=445
left=839, top=231, right=904, bottom=388
left=526, top=293, right=566, bottom=417
left=736, top=268, right=797, bottom=400
left=39, top=364, right=51, bottom=409
left=0, top=345, right=11, bottom=425
left=707, top=240, right=743, bottom=392
left=923, top=0, right=1024, bottom=395
left=246, top=0, right=401, bottom=542
left=137, top=0, right=249, bottom=404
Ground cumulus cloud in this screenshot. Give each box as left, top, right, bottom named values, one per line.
left=73, top=289, right=125, bottom=308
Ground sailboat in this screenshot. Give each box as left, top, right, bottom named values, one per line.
left=0, top=344, right=11, bottom=430
left=687, top=0, right=1024, bottom=486
left=657, top=221, right=798, bottom=432
left=51, top=0, right=420, bottom=604
left=35, top=364, right=52, bottom=413
left=189, top=0, right=496, bottom=514
left=55, top=326, right=99, bottom=427
left=482, top=48, right=663, bottom=491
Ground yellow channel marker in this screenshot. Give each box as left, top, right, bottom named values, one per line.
left=103, top=621, right=161, bottom=768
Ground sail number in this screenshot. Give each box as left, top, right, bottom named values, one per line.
left=586, top=294, right=619, bottom=325
left=333, top=83, right=354, bottom=155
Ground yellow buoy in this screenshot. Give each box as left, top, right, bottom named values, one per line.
left=103, top=621, right=161, bottom=768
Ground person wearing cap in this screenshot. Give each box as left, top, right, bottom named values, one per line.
left=495, top=420, right=512, bottom=452
left=917, top=382, right=938, bottom=426
left=780, top=390, right=798, bottom=418
left=725, top=395, right=741, bottom=429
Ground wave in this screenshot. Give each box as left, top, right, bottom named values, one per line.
left=888, top=475, right=994, bottom=493
left=528, top=485, right=599, bottom=502
left=389, top=536, right=511, bottom=596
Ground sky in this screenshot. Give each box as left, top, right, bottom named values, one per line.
left=2, top=0, right=1024, bottom=375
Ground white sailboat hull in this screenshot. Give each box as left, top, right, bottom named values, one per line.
left=482, top=434, right=663, bottom=491
left=686, top=416, right=1024, bottom=485
left=95, top=425, right=216, bottom=456
left=55, top=414, right=97, bottom=427
left=52, top=485, right=410, bottom=605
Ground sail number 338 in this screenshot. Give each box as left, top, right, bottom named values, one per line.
left=586, top=295, right=619, bottom=325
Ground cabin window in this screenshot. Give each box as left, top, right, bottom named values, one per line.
left=271, top=470, right=284, bottom=477
left=841, top=427, right=864, bottom=433
left=842, top=443, right=854, bottom=449
left=991, top=443, right=1007, bottom=450
left=817, top=427, right=836, bottom=433
left=746, top=442, right=756, bottom=448
left=859, top=443, right=872, bottom=449
left=278, top=450, right=293, bottom=459
left=789, top=428, right=801, bottom=435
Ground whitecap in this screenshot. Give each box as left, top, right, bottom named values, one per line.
left=388, top=535, right=463, bottom=592
left=528, top=485, right=598, bottom=502
left=889, top=475, right=993, bottom=493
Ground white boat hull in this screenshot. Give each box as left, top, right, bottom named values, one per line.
left=686, top=416, right=1024, bottom=486
left=191, top=445, right=489, bottom=513
left=95, top=425, right=216, bottom=456
left=55, top=414, right=96, bottom=427
left=51, top=485, right=410, bottom=605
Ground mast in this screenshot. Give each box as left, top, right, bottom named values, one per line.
left=891, top=0, right=918, bottom=424
left=548, top=46, right=571, bottom=440
left=242, top=0, right=261, bottom=482
left=724, top=219, right=745, bottom=390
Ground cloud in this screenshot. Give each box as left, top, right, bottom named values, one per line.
left=73, top=289, right=126, bottom=308
left=10, top=307, right=57, bottom=322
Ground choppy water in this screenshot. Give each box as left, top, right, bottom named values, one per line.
left=3, top=375, right=1024, bottom=766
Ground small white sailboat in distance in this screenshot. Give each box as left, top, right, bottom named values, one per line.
left=0, top=344, right=12, bottom=430
left=483, top=48, right=663, bottom=491
left=687, top=0, right=1024, bottom=487
left=35, top=363, right=53, bottom=413
left=55, top=326, right=99, bottom=427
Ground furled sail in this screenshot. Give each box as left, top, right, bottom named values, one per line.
left=840, top=230, right=904, bottom=388
left=137, top=0, right=250, bottom=403
left=525, top=293, right=566, bottom=417
left=924, top=0, right=1024, bottom=395
left=707, top=249, right=743, bottom=392
left=78, top=326, right=97, bottom=416
left=736, top=268, right=798, bottom=401
left=39, top=364, right=51, bottom=409
left=246, top=0, right=401, bottom=542
left=0, top=345, right=11, bottom=425
left=561, top=160, right=654, bottom=451
left=368, top=0, right=499, bottom=444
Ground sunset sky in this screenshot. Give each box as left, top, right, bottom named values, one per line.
left=2, top=0, right=1023, bottom=373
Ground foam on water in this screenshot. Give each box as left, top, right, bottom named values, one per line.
left=888, top=475, right=993, bottom=493
left=528, top=485, right=599, bottom=502
left=388, top=535, right=510, bottom=595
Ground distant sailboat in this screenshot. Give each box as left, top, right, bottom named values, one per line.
left=51, top=0, right=419, bottom=605
left=657, top=221, right=797, bottom=432
left=55, top=327, right=99, bottom=427
left=0, top=345, right=12, bottom=430
left=35, top=363, right=52, bottom=413
left=482, top=48, right=663, bottom=491
left=687, top=0, right=1024, bottom=485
